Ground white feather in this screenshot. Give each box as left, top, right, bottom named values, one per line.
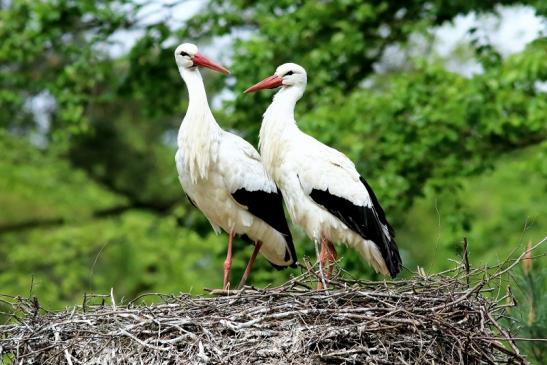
left=258, top=67, right=390, bottom=275
left=176, top=66, right=294, bottom=267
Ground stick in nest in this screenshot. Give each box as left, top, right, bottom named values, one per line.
left=0, top=237, right=544, bottom=365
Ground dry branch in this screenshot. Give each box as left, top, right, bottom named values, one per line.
left=1, top=239, right=544, bottom=364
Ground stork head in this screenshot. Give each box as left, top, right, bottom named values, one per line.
left=244, top=63, right=307, bottom=93
left=174, top=43, right=230, bottom=75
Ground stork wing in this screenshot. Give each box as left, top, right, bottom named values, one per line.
left=295, top=138, right=401, bottom=277
left=218, top=133, right=297, bottom=268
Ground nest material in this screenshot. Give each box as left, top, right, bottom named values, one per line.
left=0, top=263, right=530, bottom=364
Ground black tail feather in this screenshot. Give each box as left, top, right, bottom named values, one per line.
left=309, top=177, right=402, bottom=278
left=232, top=189, right=297, bottom=268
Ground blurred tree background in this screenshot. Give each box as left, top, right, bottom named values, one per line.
left=0, top=0, right=545, bottom=360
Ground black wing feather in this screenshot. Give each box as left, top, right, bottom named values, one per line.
left=360, top=177, right=395, bottom=237
left=309, top=177, right=401, bottom=278
left=231, top=188, right=297, bottom=270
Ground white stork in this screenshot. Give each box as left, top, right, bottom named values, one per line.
left=244, top=63, right=402, bottom=286
left=174, top=44, right=297, bottom=290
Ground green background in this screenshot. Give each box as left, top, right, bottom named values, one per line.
left=0, top=1, right=545, bottom=362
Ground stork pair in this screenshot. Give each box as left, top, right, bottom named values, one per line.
left=174, top=43, right=402, bottom=290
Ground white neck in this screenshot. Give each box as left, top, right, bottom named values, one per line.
left=177, top=67, right=222, bottom=182
left=264, top=84, right=304, bottom=121
left=259, top=84, right=305, bottom=171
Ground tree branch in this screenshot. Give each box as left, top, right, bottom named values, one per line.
left=0, top=202, right=175, bottom=234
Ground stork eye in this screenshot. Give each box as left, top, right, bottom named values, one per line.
left=180, top=51, right=189, bottom=57
left=284, top=71, right=294, bottom=76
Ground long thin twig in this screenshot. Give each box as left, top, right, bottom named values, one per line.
left=490, top=236, right=546, bottom=281
left=463, top=237, right=470, bottom=287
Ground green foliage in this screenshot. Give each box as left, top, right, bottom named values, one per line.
left=0, top=131, right=124, bottom=224
left=0, top=209, right=228, bottom=307
left=0, top=0, right=134, bottom=135
left=0, top=3, right=545, bottom=359
left=518, top=270, right=547, bottom=363
left=503, top=257, right=547, bottom=365
left=398, top=142, right=547, bottom=270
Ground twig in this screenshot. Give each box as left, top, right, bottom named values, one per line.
left=463, top=237, right=470, bottom=287
left=110, top=288, right=116, bottom=310
left=490, top=236, right=546, bottom=281
left=485, top=311, right=525, bottom=363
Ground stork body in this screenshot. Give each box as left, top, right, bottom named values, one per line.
left=245, top=63, right=401, bottom=280
left=174, top=44, right=296, bottom=289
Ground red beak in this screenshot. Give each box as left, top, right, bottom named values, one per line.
left=192, top=52, right=230, bottom=75
left=244, top=75, right=283, bottom=93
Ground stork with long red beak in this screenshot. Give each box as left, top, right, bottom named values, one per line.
left=174, top=44, right=297, bottom=290
left=245, top=63, right=402, bottom=286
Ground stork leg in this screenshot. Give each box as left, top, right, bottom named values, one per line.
left=223, top=230, right=234, bottom=290
left=237, top=241, right=263, bottom=290
left=316, top=234, right=329, bottom=290
left=326, top=240, right=337, bottom=281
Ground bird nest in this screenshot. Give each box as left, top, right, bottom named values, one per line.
left=0, top=247, right=538, bottom=365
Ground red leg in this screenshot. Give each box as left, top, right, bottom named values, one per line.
left=237, top=241, right=263, bottom=289
left=316, top=234, right=329, bottom=290
left=326, top=241, right=337, bottom=281
left=223, top=230, right=234, bottom=290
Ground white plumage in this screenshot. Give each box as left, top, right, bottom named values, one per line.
left=246, top=63, right=401, bottom=279
left=174, top=44, right=296, bottom=289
